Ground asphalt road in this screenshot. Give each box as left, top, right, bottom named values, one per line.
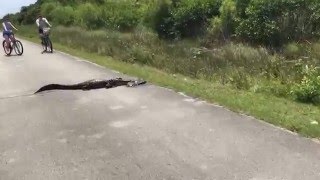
left=0, top=40, right=320, bottom=180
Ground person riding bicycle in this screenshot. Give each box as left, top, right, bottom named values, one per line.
left=36, top=15, right=52, bottom=46
left=2, top=16, right=18, bottom=51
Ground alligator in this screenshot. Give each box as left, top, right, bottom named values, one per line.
left=34, top=78, right=146, bottom=94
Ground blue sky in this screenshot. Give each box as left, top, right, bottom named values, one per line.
left=0, top=0, right=37, bottom=18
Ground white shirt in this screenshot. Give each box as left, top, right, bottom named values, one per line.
left=36, top=18, right=51, bottom=28
left=2, top=22, right=12, bottom=32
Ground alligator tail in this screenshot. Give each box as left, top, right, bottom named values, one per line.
left=34, top=84, right=81, bottom=94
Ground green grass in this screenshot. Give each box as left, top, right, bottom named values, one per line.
left=17, top=28, right=320, bottom=139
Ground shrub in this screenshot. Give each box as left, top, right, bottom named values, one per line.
left=75, top=3, right=102, bottom=29
left=40, top=2, right=56, bottom=20
left=205, top=0, right=237, bottom=44
left=101, top=1, right=141, bottom=31
left=228, top=67, right=252, bottom=90
left=19, top=4, right=40, bottom=25
left=292, top=65, right=320, bottom=104
left=148, top=0, right=177, bottom=39
left=171, top=0, right=222, bottom=38
left=150, top=0, right=221, bottom=39
left=50, top=6, right=75, bottom=26
left=283, top=43, right=303, bottom=59
left=236, top=0, right=320, bottom=46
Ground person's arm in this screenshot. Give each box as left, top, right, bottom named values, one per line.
left=36, top=19, right=40, bottom=27
left=44, top=18, right=52, bottom=27
left=8, top=22, right=18, bottom=31
left=2, top=23, right=7, bottom=31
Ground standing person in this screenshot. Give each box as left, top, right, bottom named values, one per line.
left=2, top=16, right=18, bottom=52
left=36, top=15, right=52, bottom=49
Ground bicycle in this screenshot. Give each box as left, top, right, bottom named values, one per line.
left=2, top=34, right=24, bottom=56
left=41, top=27, right=53, bottom=53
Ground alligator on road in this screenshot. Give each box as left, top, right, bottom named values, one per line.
left=34, top=78, right=146, bottom=94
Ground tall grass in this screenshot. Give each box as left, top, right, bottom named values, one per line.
left=19, top=25, right=320, bottom=103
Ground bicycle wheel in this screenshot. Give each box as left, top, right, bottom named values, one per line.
left=2, top=40, right=12, bottom=56
left=46, top=37, right=53, bottom=53
left=13, top=40, right=23, bottom=55
left=41, top=37, right=47, bottom=52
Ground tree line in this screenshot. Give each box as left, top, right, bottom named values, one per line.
left=4, top=0, right=320, bottom=46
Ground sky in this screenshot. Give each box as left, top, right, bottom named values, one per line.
left=0, top=0, right=37, bottom=18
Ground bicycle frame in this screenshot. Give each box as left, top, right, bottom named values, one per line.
left=43, top=28, right=50, bottom=37
left=3, top=33, right=23, bottom=56
left=40, top=27, right=53, bottom=53
left=4, top=34, right=16, bottom=48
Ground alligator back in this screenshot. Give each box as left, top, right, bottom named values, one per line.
left=34, top=78, right=146, bottom=94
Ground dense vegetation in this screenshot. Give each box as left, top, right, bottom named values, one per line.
left=6, top=0, right=320, bottom=45
left=4, top=0, right=320, bottom=105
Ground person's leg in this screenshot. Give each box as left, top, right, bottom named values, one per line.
left=9, top=33, right=15, bottom=44
left=3, top=34, right=10, bottom=51
left=39, top=28, right=44, bottom=44
left=39, top=28, right=46, bottom=53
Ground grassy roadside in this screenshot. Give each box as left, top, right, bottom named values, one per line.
left=17, top=32, right=320, bottom=139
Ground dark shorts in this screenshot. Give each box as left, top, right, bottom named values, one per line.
left=3, top=31, right=13, bottom=38
left=39, top=28, right=43, bottom=34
